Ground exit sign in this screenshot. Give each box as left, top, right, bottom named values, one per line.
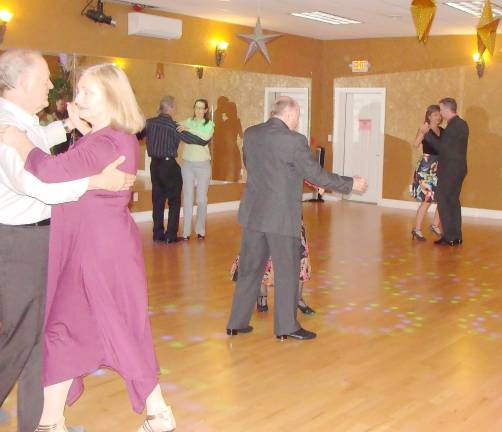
left=349, top=60, right=370, bottom=73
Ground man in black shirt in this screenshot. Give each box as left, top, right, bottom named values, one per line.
left=420, top=97, right=469, bottom=246
left=141, top=96, right=210, bottom=243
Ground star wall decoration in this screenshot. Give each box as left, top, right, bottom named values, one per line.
left=410, top=0, right=437, bottom=43
left=477, top=0, right=500, bottom=57
left=237, top=17, right=282, bottom=64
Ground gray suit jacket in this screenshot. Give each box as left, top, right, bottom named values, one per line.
left=238, top=117, right=354, bottom=238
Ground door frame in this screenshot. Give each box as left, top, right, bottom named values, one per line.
left=264, top=87, right=310, bottom=137
left=333, top=87, right=386, bottom=203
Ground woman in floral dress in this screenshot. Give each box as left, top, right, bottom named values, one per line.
left=410, top=105, right=443, bottom=241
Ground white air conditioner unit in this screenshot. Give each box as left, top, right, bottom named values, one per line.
left=128, top=12, right=182, bottom=40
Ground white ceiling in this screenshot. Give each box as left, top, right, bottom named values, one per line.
left=109, top=0, right=501, bottom=40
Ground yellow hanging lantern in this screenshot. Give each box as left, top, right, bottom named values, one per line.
left=477, top=0, right=500, bottom=57
left=410, top=0, right=437, bottom=43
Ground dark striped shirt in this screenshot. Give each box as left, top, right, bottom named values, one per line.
left=140, top=114, right=209, bottom=158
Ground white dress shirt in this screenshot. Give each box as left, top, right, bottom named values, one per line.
left=0, top=97, right=89, bottom=225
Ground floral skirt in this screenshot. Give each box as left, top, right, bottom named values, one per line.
left=410, top=153, right=439, bottom=203
left=230, top=222, right=312, bottom=285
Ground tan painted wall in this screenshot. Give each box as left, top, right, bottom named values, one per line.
left=2, top=0, right=320, bottom=211
left=4, top=1, right=501, bottom=210
left=2, top=0, right=322, bottom=134
left=322, top=36, right=502, bottom=210
left=78, top=56, right=310, bottom=210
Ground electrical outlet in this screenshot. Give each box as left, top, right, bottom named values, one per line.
left=328, top=134, right=332, bottom=142
left=133, top=191, right=139, bottom=202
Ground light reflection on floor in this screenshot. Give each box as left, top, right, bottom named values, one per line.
left=1, top=202, right=502, bottom=431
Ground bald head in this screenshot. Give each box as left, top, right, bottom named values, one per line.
left=271, top=96, right=300, bottom=131
left=0, top=49, right=53, bottom=114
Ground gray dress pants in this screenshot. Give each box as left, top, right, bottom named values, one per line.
left=0, top=225, right=49, bottom=432
left=181, top=159, right=211, bottom=237
left=227, top=227, right=301, bottom=336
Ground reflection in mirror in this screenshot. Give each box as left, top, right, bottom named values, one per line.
left=212, top=96, right=243, bottom=182
left=73, top=54, right=311, bottom=184
left=41, top=53, right=77, bottom=154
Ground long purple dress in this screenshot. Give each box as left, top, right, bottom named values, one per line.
left=25, top=126, right=159, bottom=413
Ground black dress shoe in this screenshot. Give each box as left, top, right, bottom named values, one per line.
left=197, top=234, right=205, bottom=240
left=153, top=233, right=166, bottom=242
left=276, top=327, right=316, bottom=341
left=434, top=237, right=449, bottom=245
left=435, top=237, right=462, bottom=246
left=226, top=325, right=253, bottom=335
left=166, top=237, right=182, bottom=244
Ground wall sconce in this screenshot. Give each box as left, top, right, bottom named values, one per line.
left=215, top=41, right=229, bottom=67
left=113, top=58, right=126, bottom=69
left=473, top=52, right=485, bottom=78
left=196, top=67, right=204, bottom=79
left=0, top=10, right=13, bottom=44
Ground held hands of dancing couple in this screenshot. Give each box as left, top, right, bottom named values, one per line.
left=0, top=122, right=136, bottom=192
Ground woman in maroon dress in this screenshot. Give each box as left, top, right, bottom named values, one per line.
left=5, top=64, right=175, bottom=432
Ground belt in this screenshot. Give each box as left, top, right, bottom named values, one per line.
left=152, top=156, right=173, bottom=161
left=19, top=218, right=51, bottom=227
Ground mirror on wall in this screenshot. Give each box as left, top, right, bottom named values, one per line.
left=39, top=52, right=311, bottom=184
left=40, top=53, right=77, bottom=154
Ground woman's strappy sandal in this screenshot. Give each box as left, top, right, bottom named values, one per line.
left=430, top=224, right=442, bottom=237
left=34, top=420, right=68, bottom=432
left=138, top=407, right=176, bottom=432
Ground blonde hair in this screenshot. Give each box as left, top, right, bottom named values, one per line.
left=80, top=64, right=145, bottom=134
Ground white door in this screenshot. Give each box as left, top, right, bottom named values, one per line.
left=333, top=88, right=385, bottom=204
left=264, top=87, right=310, bottom=138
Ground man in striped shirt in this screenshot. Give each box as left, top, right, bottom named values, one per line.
left=141, top=96, right=210, bottom=243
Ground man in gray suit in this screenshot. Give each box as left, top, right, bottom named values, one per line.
left=227, top=97, right=367, bottom=340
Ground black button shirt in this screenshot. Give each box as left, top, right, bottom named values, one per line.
left=139, top=114, right=209, bottom=159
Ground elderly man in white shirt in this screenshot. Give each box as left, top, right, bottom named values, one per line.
left=0, top=49, right=134, bottom=432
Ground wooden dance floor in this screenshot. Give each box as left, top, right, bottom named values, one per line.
left=2, top=201, right=502, bottom=432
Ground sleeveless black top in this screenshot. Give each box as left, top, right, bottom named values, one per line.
left=422, top=127, right=442, bottom=155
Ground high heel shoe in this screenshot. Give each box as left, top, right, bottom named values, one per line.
left=257, top=295, right=268, bottom=312
left=297, top=301, right=315, bottom=315
left=139, top=407, right=176, bottom=432
left=411, top=229, right=426, bottom=241
left=429, top=224, right=442, bottom=237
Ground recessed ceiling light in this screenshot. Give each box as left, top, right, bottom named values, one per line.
left=291, top=11, right=361, bottom=25
left=445, top=1, right=502, bottom=17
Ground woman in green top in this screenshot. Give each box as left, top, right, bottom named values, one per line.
left=178, top=99, right=215, bottom=240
